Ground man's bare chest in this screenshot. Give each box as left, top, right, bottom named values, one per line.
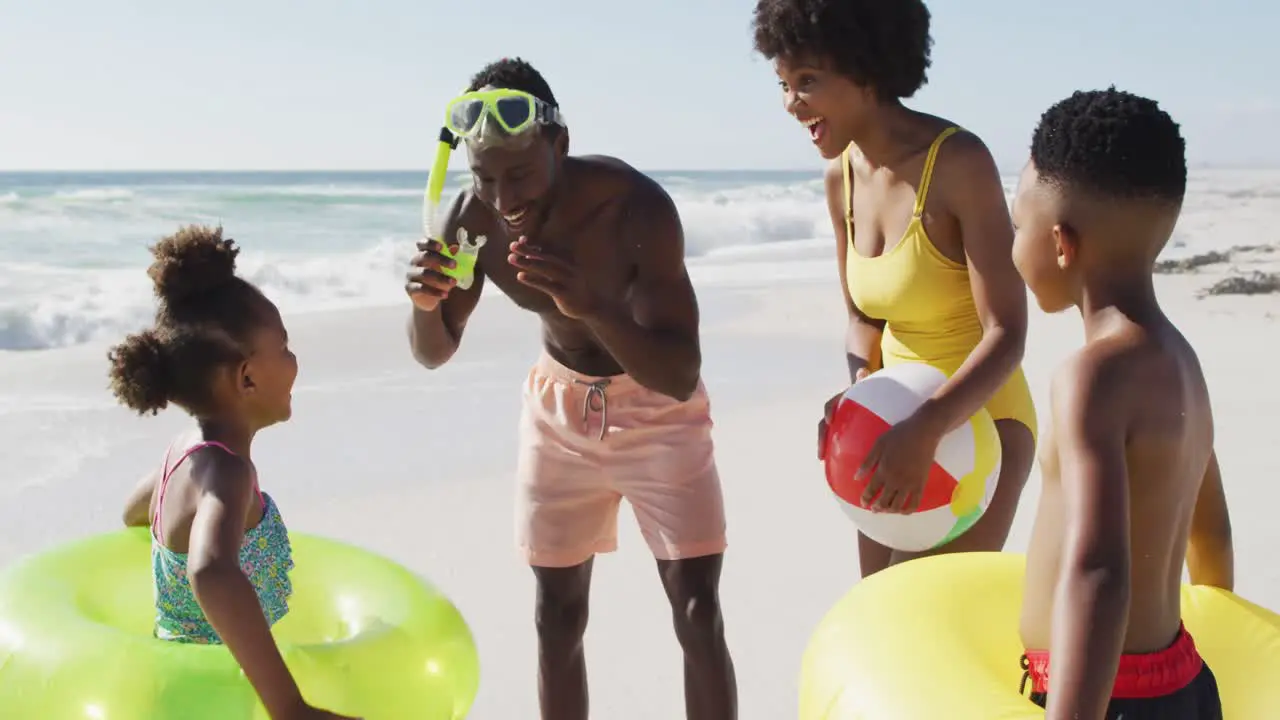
left=476, top=226, right=635, bottom=313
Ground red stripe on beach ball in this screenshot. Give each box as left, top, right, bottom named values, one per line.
left=825, top=399, right=958, bottom=512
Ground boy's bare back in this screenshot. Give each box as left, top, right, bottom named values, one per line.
left=1021, top=308, right=1215, bottom=653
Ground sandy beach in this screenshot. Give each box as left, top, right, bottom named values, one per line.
left=1, top=242, right=1277, bottom=718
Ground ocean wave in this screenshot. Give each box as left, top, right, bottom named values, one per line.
left=675, top=178, right=828, bottom=255
left=0, top=174, right=835, bottom=351
left=0, top=240, right=413, bottom=351
left=3, top=167, right=1273, bottom=352
left=51, top=187, right=136, bottom=202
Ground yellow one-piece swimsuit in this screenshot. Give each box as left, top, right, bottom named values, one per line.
left=842, top=126, right=1038, bottom=441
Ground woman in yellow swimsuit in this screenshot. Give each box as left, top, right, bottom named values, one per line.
left=753, top=0, right=1038, bottom=575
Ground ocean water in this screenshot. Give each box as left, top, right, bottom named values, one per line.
left=1, top=168, right=1277, bottom=352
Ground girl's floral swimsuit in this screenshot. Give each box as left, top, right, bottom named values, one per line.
left=151, top=440, right=294, bottom=644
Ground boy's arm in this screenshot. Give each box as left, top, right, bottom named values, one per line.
left=1186, top=449, right=1233, bottom=590
left=1045, top=353, right=1133, bottom=720
left=122, top=468, right=160, bottom=527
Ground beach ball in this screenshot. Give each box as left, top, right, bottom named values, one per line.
left=823, top=363, right=1002, bottom=552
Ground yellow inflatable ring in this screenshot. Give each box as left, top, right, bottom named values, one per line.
left=800, top=552, right=1280, bottom=719
left=0, top=528, right=480, bottom=719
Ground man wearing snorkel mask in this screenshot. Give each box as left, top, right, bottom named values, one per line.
left=405, top=57, right=738, bottom=720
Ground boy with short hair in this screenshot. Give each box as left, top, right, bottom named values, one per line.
left=1010, top=87, right=1234, bottom=719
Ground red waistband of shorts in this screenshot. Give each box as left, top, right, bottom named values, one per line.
left=1021, top=623, right=1203, bottom=699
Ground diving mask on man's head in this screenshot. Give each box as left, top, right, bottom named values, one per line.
left=445, top=87, right=566, bottom=149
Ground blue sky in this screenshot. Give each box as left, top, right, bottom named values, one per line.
left=1, top=0, right=1274, bottom=172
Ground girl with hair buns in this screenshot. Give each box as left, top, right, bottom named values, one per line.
left=111, top=225, right=357, bottom=720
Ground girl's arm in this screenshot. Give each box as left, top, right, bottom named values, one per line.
left=186, top=451, right=307, bottom=719
left=915, top=133, right=1027, bottom=434
left=122, top=468, right=160, bottom=527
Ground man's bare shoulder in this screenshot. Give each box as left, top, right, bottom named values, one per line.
left=571, top=154, right=640, bottom=177
left=570, top=155, right=665, bottom=198
left=567, top=156, right=679, bottom=237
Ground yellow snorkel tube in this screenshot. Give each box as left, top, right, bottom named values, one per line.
left=421, top=124, right=484, bottom=290
left=422, top=125, right=457, bottom=241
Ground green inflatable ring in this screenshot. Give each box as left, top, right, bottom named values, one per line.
left=0, top=528, right=479, bottom=719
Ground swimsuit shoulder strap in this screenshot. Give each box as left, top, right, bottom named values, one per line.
left=152, top=441, right=256, bottom=544
left=912, top=126, right=961, bottom=218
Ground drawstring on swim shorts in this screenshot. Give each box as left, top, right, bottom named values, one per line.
left=1019, top=653, right=1031, bottom=697
left=575, top=378, right=610, bottom=440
